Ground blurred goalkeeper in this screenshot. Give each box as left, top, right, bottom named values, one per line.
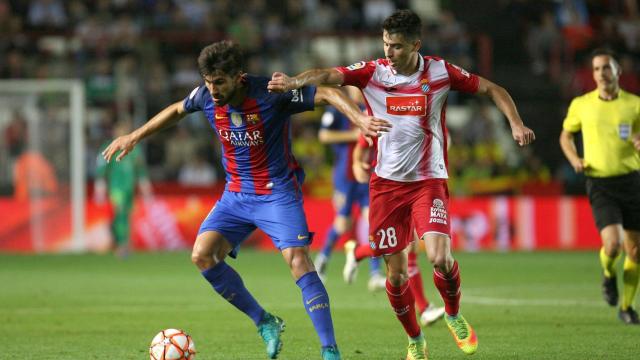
left=94, top=121, right=153, bottom=257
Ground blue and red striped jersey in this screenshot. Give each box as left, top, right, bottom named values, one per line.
left=320, top=106, right=357, bottom=185
left=183, top=75, right=317, bottom=194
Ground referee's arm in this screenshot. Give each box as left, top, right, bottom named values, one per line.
left=559, top=130, right=586, bottom=173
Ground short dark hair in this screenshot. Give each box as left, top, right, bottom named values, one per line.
left=197, top=40, right=244, bottom=77
left=590, top=47, right=618, bottom=62
left=382, top=9, right=422, bottom=41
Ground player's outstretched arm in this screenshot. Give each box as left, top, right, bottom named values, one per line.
left=268, top=68, right=345, bottom=93
left=102, top=101, right=187, bottom=163
left=314, top=86, right=391, bottom=140
left=476, top=77, right=535, bottom=146
left=633, top=133, right=640, bottom=152
left=559, top=130, right=586, bottom=173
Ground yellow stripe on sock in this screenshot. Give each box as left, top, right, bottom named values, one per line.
left=600, top=247, right=621, bottom=278
left=622, top=257, right=640, bottom=310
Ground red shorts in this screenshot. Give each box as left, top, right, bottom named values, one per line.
left=368, top=174, right=450, bottom=256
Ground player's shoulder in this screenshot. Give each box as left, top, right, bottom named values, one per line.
left=571, top=90, right=598, bottom=105
left=423, top=55, right=444, bottom=63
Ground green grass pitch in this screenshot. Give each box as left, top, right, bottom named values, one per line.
left=1, top=250, right=638, bottom=359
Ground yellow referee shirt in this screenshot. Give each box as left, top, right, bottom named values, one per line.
left=563, top=89, right=640, bottom=177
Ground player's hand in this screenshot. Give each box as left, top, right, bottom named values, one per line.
left=511, top=124, right=535, bottom=146
left=352, top=160, right=371, bottom=184
left=356, top=114, right=392, bottom=140
left=632, top=134, right=640, bottom=151
left=102, top=134, right=138, bottom=163
left=268, top=72, right=296, bottom=93
left=570, top=158, right=586, bottom=173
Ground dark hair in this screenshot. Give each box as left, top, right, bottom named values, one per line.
left=197, top=40, right=244, bottom=77
left=590, top=47, right=618, bottom=62
left=382, top=9, right=422, bottom=41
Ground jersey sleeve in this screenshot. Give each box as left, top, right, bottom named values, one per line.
left=562, top=98, right=582, bottom=132
left=336, top=60, right=376, bottom=89
left=278, top=86, right=317, bottom=114
left=182, top=85, right=209, bottom=113
left=444, top=61, right=479, bottom=93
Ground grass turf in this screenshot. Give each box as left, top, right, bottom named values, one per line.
left=1, top=250, right=638, bottom=359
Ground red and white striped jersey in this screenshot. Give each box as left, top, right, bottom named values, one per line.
left=337, top=56, right=479, bottom=182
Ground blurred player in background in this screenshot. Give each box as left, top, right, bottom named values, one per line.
left=560, top=48, right=640, bottom=325
left=102, top=41, right=390, bottom=360
left=94, top=121, right=152, bottom=257
left=347, top=136, right=446, bottom=326
left=314, top=86, right=386, bottom=291
left=269, top=9, right=535, bottom=359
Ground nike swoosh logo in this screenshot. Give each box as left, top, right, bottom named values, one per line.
left=297, top=234, right=308, bottom=240
left=306, top=294, right=324, bottom=305
left=215, top=114, right=226, bottom=119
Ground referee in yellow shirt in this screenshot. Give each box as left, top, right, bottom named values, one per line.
left=560, top=48, right=640, bottom=325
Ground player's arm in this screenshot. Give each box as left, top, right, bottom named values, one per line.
left=352, top=137, right=371, bottom=184
left=314, top=86, right=391, bottom=140
left=268, top=68, right=345, bottom=93
left=476, top=77, right=535, bottom=146
left=559, top=130, right=586, bottom=173
left=102, top=101, right=187, bottom=162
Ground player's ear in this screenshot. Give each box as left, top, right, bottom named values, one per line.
left=412, top=39, right=421, bottom=53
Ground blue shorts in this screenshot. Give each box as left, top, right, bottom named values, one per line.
left=333, top=181, right=369, bottom=217
left=198, top=190, right=312, bottom=257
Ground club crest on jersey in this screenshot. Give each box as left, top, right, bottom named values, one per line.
left=420, top=79, right=430, bottom=93
left=231, top=112, right=243, bottom=127
left=346, top=61, right=366, bottom=71
left=246, top=113, right=260, bottom=125
left=386, top=96, right=427, bottom=116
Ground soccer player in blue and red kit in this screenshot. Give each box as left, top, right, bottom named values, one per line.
left=314, top=86, right=386, bottom=290
left=102, top=41, right=390, bottom=360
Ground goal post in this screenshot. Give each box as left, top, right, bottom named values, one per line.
left=0, top=80, right=86, bottom=252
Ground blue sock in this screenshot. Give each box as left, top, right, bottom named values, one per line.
left=296, top=271, right=337, bottom=347
left=201, top=262, right=265, bottom=326
left=369, top=256, right=381, bottom=276
left=321, top=228, right=339, bottom=257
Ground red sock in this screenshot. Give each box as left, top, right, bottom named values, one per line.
left=433, top=260, right=461, bottom=316
left=408, top=251, right=429, bottom=313
left=354, top=244, right=374, bottom=262
left=386, top=280, right=421, bottom=338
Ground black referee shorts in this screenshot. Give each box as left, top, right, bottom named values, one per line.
left=586, top=171, right=640, bottom=232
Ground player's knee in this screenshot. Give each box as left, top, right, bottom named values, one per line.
left=191, top=251, right=216, bottom=270
left=428, top=253, right=448, bottom=270
left=334, top=216, right=351, bottom=234
left=386, top=270, right=408, bottom=287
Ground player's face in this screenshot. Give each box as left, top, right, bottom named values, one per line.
left=592, top=55, right=620, bottom=90
left=203, top=72, right=242, bottom=106
left=383, top=30, right=420, bottom=75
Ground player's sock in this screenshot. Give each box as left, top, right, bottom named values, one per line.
left=297, top=271, right=337, bottom=347
left=369, top=256, right=381, bottom=276
left=600, top=247, right=621, bottom=278
left=201, top=262, right=265, bottom=326
left=408, top=251, right=429, bottom=313
left=354, top=244, right=374, bottom=261
left=386, top=279, right=421, bottom=338
left=321, top=228, right=339, bottom=257
left=622, top=257, right=640, bottom=310
left=433, top=260, right=461, bottom=316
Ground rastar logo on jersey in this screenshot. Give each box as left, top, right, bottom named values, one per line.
left=386, top=96, right=426, bottom=116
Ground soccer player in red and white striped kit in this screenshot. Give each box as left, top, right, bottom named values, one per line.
left=268, top=9, right=535, bottom=359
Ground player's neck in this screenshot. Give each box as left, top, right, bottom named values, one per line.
left=228, top=84, right=248, bottom=107
left=396, top=54, right=420, bottom=76
left=598, top=85, right=619, bottom=101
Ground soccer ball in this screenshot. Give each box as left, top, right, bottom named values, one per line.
left=149, top=329, right=196, bottom=360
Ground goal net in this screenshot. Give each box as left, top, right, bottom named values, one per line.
left=0, top=80, right=87, bottom=252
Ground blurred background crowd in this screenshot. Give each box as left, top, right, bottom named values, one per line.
left=1, top=0, right=639, bottom=198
